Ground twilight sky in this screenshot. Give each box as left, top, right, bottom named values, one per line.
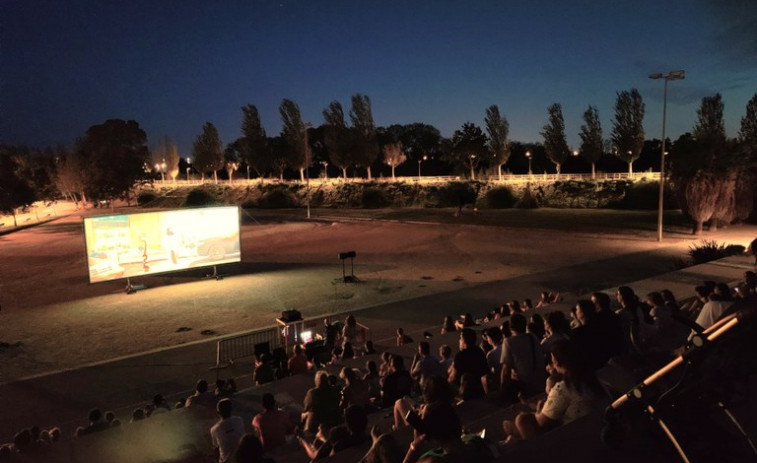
left=2, top=0, right=756, bottom=157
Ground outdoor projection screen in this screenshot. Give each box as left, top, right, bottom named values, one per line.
left=84, top=206, right=241, bottom=283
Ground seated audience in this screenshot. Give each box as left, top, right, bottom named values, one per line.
left=541, top=311, right=570, bottom=359
left=302, top=371, right=341, bottom=433
left=329, top=346, right=344, bottom=366
left=342, top=341, right=356, bottom=360
left=340, top=367, right=371, bottom=408
left=694, top=283, right=730, bottom=331
left=252, top=393, right=294, bottom=453
left=364, top=360, right=382, bottom=400
left=210, top=399, right=245, bottom=463
left=288, top=344, right=310, bottom=375
left=234, top=433, right=275, bottom=463
left=253, top=354, right=276, bottom=385
left=411, top=341, right=444, bottom=382
left=187, top=379, right=218, bottom=408
left=394, top=375, right=454, bottom=431
left=149, top=394, right=171, bottom=416
left=381, top=355, right=413, bottom=408
left=441, top=316, right=456, bottom=335
left=358, top=427, right=403, bottom=463
left=438, top=345, right=453, bottom=374
left=396, top=327, right=413, bottom=346
left=500, top=314, right=546, bottom=402
left=74, top=408, right=110, bottom=437
left=449, top=328, right=487, bottom=400
left=527, top=314, right=546, bottom=339
left=454, top=313, right=475, bottom=330
left=503, top=339, right=605, bottom=442
left=342, top=315, right=362, bottom=347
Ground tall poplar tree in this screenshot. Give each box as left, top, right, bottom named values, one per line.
left=541, top=103, right=569, bottom=175
left=579, top=105, right=604, bottom=179
left=240, top=104, right=270, bottom=180
left=349, top=94, right=379, bottom=180
left=322, top=101, right=352, bottom=179
left=611, top=89, right=645, bottom=175
left=485, top=105, right=511, bottom=180
left=192, top=122, right=224, bottom=183
left=279, top=99, right=308, bottom=182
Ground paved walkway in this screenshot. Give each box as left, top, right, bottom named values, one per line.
left=0, top=236, right=752, bottom=442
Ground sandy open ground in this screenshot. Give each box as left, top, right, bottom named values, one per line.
left=1, top=206, right=756, bottom=383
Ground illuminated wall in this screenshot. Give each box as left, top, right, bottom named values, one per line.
left=83, top=207, right=241, bottom=283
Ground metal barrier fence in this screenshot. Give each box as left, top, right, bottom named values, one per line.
left=215, top=313, right=373, bottom=369
left=215, top=326, right=280, bottom=369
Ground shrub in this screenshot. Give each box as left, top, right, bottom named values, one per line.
left=516, top=185, right=539, bottom=209
left=484, top=186, right=516, bottom=209
left=258, top=188, right=298, bottom=208
left=137, top=191, right=158, bottom=206
left=361, top=187, right=390, bottom=208
left=438, top=182, right=479, bottom=208
left=614, top=181, right=676, bottom=210
left=689, top=240, right=745, bottom=265
left=185, top=188, right=219, bottom=207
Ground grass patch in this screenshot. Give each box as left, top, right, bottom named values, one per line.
left=307, top=207, right=691, bottom=235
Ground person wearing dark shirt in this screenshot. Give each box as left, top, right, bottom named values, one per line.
left=449, top=328, right=488, bottom=399
left=380, top=355, right=413, bottom=408
left=302, top=371, right=341, bottom=433
left=253, top=354, right=275, bottom=385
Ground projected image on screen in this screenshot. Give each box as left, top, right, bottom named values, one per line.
left=84, top=207, right=241, bottom=283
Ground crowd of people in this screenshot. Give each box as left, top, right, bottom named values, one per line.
left=1, top=268, right=755, bottom=463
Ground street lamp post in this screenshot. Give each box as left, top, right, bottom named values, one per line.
left=186, top=157, right=191, bottom=182
left=320, top=161, right=329, bottom=180
left=649, top=69, right=685, bottom=242
left=417, top=155, right=428, bottom=182
left=525, top=151, right=532, bottom=176
left=161, top=161, right=166, bottom=184
left=246, top=165, right=250, bottom=181
left=303, top=122, right=312, bottom=219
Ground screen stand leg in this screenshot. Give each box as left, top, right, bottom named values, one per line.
left=206, top=265, right=224, bottom=281
left=125, top=278, right=146, bottom=294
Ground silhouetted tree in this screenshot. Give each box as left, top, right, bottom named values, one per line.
left=399, top=123, right=442, bottom=163
left=54, top=146, right=87, bottom=206
left=240, top=105, right=270, bottom=180
left=192, top=122, right=224, bottom=183
left=579, top=105, right=603, bottom=179
left=382, top=141, right=406, bottom=180
left=541, top=103, right=569, bottom=175
left=322, top=101, right=352, bottom=179
left=450, top=122, right=487, bottom=180
left=611, top=89, right=645, bottom=174
left=485, top=105, right=511, bottom=180
left=0, top=148, right=37, bottom=226
left=78, top=119, right=150, bottom=202
left=279, top=99, right=309, bottom=182
left=350, top=94, right=379, bottom=180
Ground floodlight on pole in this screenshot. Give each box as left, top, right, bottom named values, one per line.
left=525, top=151, right=532, bottom=176
left=649, top=69, right=685, bottom=242
left=303, top=122, right=312, bottom=219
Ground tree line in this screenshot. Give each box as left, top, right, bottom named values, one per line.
left=1, top=92, right=756, bottom=233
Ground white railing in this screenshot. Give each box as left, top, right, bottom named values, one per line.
left=153, top=171, right=660, bottom=188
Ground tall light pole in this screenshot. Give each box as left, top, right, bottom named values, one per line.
left=303, top=122, right=312, bottom=219
left=417, top=155, right=427, bottom=182
left=649, top=69, right=685, bottom=242
left=186, top=158, right=191, bottom=182
left=525, top=151, right=532, bottom=176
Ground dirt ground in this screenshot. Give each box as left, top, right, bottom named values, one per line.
left=1, top=205, right=756, bottom=383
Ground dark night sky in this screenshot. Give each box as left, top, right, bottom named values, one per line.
left=2, top=0, right=756, bottom=156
